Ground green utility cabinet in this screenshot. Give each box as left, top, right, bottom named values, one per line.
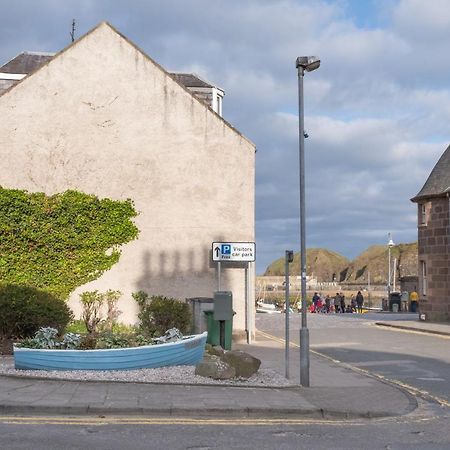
left=204, top=310, right=233, bottom=350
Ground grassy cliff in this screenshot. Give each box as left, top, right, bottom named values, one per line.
left=263, top=242, right=418, bottom=284
left=264, top=248, right=349, bottom=282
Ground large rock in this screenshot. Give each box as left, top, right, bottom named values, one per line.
left=207, top=345, right=225, bottom=358
left=195, top=354, right=236, bottom=379
left=221, top=350, right=261, bottom=378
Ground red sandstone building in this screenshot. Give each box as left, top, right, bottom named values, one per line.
left=411, top=145, right=450, bottom=321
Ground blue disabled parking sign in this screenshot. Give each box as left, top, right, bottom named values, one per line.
left=212, top=242, right=255, bottom=262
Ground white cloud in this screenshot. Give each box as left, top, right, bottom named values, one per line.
left=0, top=0, right=449, bottom=273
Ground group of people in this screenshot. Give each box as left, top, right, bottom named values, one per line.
left=310, top=291, right=365, bottom=314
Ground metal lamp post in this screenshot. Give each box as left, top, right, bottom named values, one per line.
left=387, top=233, right=395, bottom=299
left=296, top=56, right=320, bottom=387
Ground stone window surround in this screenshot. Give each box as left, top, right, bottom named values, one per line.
left=418, top=201, right=430, bottom=227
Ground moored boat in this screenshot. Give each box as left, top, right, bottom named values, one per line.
left=13, top=332, right=207, bottom=371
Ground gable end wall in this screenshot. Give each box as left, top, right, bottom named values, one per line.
left=0, top=24, right=256, bottom=336
left=417, top=197, right=450, bottom=321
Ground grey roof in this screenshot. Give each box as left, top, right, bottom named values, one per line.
left=411, top=144, right=450, bottom=202
left=0, top=52, right=55, bottom=74
left=170, top=73, right=218, bottom=89
left=0, top=54, right=220, bottom=92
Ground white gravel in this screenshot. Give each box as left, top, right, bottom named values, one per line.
left=0, top=356, right=293, bottom=387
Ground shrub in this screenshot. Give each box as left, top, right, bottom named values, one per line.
left=132, top=290, right=149, bottom=308
left=80, top=290, right=123, bottom=334
left=78, top=334, right=97, bottom=349
left=132, top=291, right=155, bottom=336
left=96, top=331, right=133, bottom=349
left=80, top=290, right=104, bottom=335
left=102, top=290, right=122, bottom=332
left=15, top=327, right=81, bottom=349
left=32, top=327, right=59, bottom=348
left=134, top=293, right=191, bottom=337
left=0, top=284, right=73, bottom=351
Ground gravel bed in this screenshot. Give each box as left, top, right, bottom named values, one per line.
left=0, top=356, right=293, bottom=387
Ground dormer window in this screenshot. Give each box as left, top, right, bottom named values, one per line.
left=170, top=72, right=225, bottom=117
left=212, top=88, right=224, bottom=116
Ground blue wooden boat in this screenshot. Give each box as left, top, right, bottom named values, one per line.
left=13, top=332, right=207, bottom=371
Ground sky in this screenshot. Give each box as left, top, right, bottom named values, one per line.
left=1, top=0, right=449, bottom=274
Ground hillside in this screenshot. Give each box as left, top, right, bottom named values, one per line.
left=264, top=248, right=349, bottom=282
left=343, top=242, right=418, bottom=284
left=263, top=242, right=418, bottom=284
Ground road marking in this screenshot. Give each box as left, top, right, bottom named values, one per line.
left=416, top=377, right=446, bottom=382
left=311, top=342, right=362, bottom=348
left=0, top=416, right=362, bottom=426
left=350, top=360, right=417, bottom=367
left=374, top=324, right=450, bottom=339
left=256, top=329, right=450, bottom=409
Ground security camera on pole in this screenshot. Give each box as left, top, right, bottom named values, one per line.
left=296, top=56, right=320, bottom=387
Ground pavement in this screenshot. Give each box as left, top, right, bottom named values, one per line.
left=0, top=316, right=448, bottom=420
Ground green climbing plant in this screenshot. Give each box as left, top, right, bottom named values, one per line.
left=0, top=188, right=139, bottom=299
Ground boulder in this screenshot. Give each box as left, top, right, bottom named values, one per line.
left=195, top=354, right=236, bottom=380
left=221, top=350, right=261, bottom=378
left=208, top=345, right=225, bottom=358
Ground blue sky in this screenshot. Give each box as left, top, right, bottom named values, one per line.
left=1, top=0, right=449, bottom=274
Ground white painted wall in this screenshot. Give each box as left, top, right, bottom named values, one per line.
left=0, top=23, right=255, bottom=338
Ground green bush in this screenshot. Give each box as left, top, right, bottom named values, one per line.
left=0, top=188, right=138, bottom=299
left=96, top=331, right=134, bottom=349
left=102, top=289, right=122, bottom=332
left=0, top=284, right=73, bottom=353
left=133, top=293, right=191, bottom=337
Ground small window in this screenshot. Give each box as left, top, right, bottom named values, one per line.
left=419, top=203, right=427, bottom=225
left=216, top=94, right=222, bottom=116
left=421, top=261, right=427, bottom=296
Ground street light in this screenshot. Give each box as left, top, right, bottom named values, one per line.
left=387, top=233, right=395, bottom=298
left=296, top=55, right=320, bottom=387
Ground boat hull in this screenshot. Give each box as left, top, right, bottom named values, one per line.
left=13, top=332, right=207, bottom=371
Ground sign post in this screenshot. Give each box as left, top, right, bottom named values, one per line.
left=212, top=242, right=256, bottom=344
left=285, top=250, right=294, bottom=379
left=212, top=242, right=256, bottom=263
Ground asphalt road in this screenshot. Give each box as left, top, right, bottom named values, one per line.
left=256, top=312, right=450, bottom=405
left=2, top=312, right=449, bottom=449
left=1, top=413, right=450, bottom=450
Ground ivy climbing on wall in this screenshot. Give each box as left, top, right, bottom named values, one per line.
left=0, top=188, right=139, bottom=299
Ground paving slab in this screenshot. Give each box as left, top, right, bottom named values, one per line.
left=0, top=323, right=423, bottom=419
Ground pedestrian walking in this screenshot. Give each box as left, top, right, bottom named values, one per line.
left=316, top=296, right=323, bottom=313
left=356, top=290, right=364, bottom=313
left=312, top=292, right=320, bottom=312
left=410, top=288, right=419, bottom=313
left=340, top=293, right=346, bottom=314
left=330, top=295, right=335, bottom=313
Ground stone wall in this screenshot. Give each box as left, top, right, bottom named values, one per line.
left=417, top=197, right=450, bottom=321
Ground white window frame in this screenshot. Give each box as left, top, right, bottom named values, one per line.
left=421, top=260, right=427, bottom=296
